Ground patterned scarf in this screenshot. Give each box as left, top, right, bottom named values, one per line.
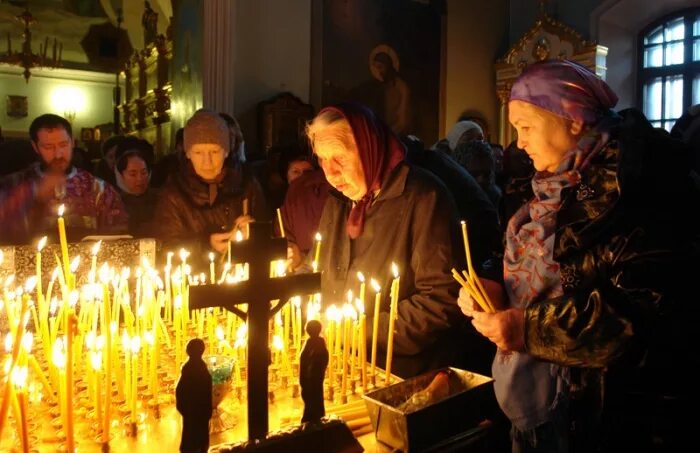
left=504, top=126, right=609, bottom=307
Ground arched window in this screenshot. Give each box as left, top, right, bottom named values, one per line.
left=638, top=8, right=700, bottom=130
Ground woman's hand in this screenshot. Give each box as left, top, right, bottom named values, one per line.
left=233, top=215, right=254, bottom=238
left=457, top=278, right=506, bottom=317
left=209, top=231, right=231, bottom=254
left=470, top=308, right=525, bottom=353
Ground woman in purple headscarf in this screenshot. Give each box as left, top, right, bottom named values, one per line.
left=307, top=103, right=487, bottom=378
left=458, top=60, right=699, bottom=451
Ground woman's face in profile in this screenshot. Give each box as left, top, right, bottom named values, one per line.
left=314, top=134, right=367, bottom=201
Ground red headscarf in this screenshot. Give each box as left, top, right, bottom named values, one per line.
left=317, top=103, right=406, bottom=239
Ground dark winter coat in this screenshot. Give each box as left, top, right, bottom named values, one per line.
left=317, top=162, right=472, bottom=378
left=151, top=161, right=268, bottom=266
left=511, top=109, right=699, bottom=451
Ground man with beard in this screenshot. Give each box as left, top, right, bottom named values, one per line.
left=0, top=114, right=128, bottom=245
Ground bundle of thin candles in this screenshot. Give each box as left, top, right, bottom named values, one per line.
left=451, top=221, right=495, bottom=313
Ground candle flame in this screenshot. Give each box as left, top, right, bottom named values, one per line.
left=357, top=272, right=365, bottom=283
left=179, top=248, right=189, bottom=262
left=24, top=275, right=37, bottom=293
left=272, top=335, right=284, bottom=351
left=215, top=325, right=224, bottom=340
left=122, top=330, right=130, bottom=347
left=174, top=295, right=182, bottom=310
left=98, top=263, right=110, bottom=283
left=460, top=220, right=466, bottom=226
left=346, top=290, right=353, bottom=304
left=110, top=321, right=117, bottom=333
left=52, top=337, right=65, bottom=368
left=90, top=351, right=102, bottom=371
left=91, top=240, right=102, bottom=256
left=11, top=366, right=28, bottom=389
left=130, top=336, right=141, bottom=354
left=4, top=333, right=12, bottom=353
left=69, top=290, right=79, bottom=308
left=392, top=262, right=399, bottom=279
left=70, top=256, right=80, bottom=272
left=3, top=275, right=14, bottom=288
left=315, top=232, right=322, bottom=241
left=96, top=335, right=105, bottom=350
left=37, top=236, right=47, bottom=252
left=209, top=252, right=215, bottom=262
left=58, top=204, right=65, bottom=217
left=326, top=304, right=340, bottom=322
left=144, top=331, right=154, bottom=345
left=342, top=303, right=357, bottom=320
left=235, top=230, right=243, bottom=242
left=85, top=331, right=95, bottom=349
left=21, top=332, right=33, bottom=352
left=370, top=278, right=380, bottom=292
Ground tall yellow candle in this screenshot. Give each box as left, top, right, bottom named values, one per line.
left=385, top=263, right=400, bottom=386
left=91, top=352, right=102, bottom=429
left=276, top=208, right=285, bottom=238
left=13, top=367, right=29, bottom=453
left=130, top=336, right=141, bottom=422
left=65, top=311, right=77, bottom=453
left=341, top=305, right=351, bottom=398
left=57, top=204, right=70, bottom=278
left=370, top=279, right=381, bottom=381
left=209, top=252, right=216, bottom=285
left=90, top=240, right=101, bottom=283
left=325, top=307, right=336, bottom=387
left=356, top=298, right=367, bottom=391
left=36, top=237, right=47, bottom=305
left=313, top=233, right=322, bottom=269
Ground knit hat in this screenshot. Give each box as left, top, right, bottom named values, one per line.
left=184, top=109, right=230, bottom=154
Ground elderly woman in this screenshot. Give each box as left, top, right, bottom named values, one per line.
left=458, top=60, right=699, bottom=451
left=113, top=137, right=158, bottom=237
left=152, top=109, right=267, bottom=266
left=308, top=102, right=476, bottom=378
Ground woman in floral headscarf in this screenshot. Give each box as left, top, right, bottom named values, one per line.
left=458, top=60, right=699, bottom=452
left=307, top=103, right=489, bottom=378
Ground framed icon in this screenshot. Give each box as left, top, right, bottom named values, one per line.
left=6, top=95, right=28, bottom=118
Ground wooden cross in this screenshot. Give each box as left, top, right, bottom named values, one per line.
left=188, top=221, right=321, bottom=441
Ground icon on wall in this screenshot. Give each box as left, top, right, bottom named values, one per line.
left=6, top=95, right=28, bottom=118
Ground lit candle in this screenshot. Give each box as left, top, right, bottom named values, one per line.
left=313, top=233, right=322, bottom=269
left=357, top=272, right=366, bottom=311
left=57, top=205, right=70, bottom=278
left=370, top=279, right=381, bottom=382
left=0, top=280, right=32, bottom=440
left=349, top=308, right=358, bottom=390
left=385, top=263, right=400, bottom=386
left=13, top=367, right=29, bottom=453
left=209, top=252, right=216, bottom=285
left=325, top=305, right=337, bottom=388
left=356, top=296, right=367, bottom=391
left=65, top=310, right=77, bottom=453
left=242, top=198, right=250, bottom=239
left=91, top=351, right=102, bottom=429
left=341, top=293, right=353, bottom=399
left=36, top=236, right=47, bottom=305
left=130, top=336, right=141, bottom=422
left=90, top=240, right=101, bottom=283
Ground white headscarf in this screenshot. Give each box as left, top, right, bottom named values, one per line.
left=445, top=121, right=483, bottom=152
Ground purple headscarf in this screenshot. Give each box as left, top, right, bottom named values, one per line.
left=510, top=60, right=618, bottom=125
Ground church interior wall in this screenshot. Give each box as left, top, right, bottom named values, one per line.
left=0, top=66, right=115, bottom=141
left=445, top=0, right=509, bottom=143
left=233, top=0, right=312, bottom=157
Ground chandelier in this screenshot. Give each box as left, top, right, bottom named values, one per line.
left=0, top=5, right=62, bottom=83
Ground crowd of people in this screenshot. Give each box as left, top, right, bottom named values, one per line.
left=1, top=59, right=698, bottom=452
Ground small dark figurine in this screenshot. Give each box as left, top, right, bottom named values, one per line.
left=176, top=338, right=213, bottom=453
left=300, top=319, right=329, bottom=423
